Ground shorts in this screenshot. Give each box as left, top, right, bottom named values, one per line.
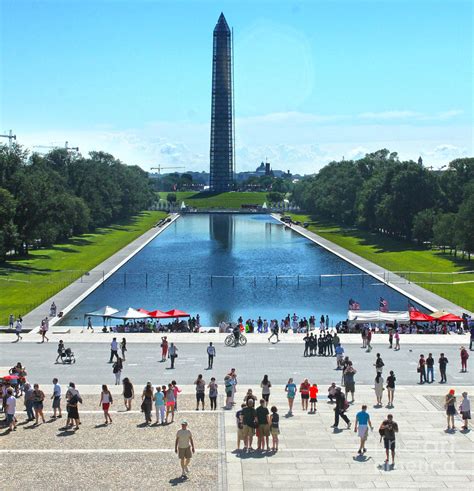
left=446, top=405, right=456, bottom=416
left=196, top=392, right=205, bottom=403
left=33, top=402, right=43, bottom=411
left=102, top=403, right=110, bottom=411
left=345, top=382, right=355, bottom=393
left=237, top=426, right=245, bottom=441
left=6, top=413, right=14, bottom=424
left=124, top=397, right=133, bottom=401
left=178, top=447, right=192, bottom=459
left=52, top=397, right=61, bottom=409
left=262, top=394, right=270, bottom=402
left=301, top=393, right=309, bottom=400
left=242, top=425, right=254, bottom=439
left=226, top=389, right=233, bottom=397
left=384, top=438, right=396, bottom=451
left=310, top=398, right=317, bottom=403
left=461, top=410, right=471, bottom=420
left=259, top=424, right=270, bottom=437
left=357, top=425, right=368, bottom=439
left=271, top=427, right=280, bottom=436
left=166, top=401, right=175, bottom=408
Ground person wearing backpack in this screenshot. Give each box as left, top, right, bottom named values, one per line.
left=99, top=384, right=113, bottom=425
left=374, top=353, right=385, bottom=374
left=379, top=414, right=399, bottom=466
left=332, top=387, right=351, bottom=429
left=66, top=382, right=82, bottom=430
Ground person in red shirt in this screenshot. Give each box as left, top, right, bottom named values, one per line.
left=309, top=383, right=319, bottom=413
left=300, top=379, right=310, bottom=411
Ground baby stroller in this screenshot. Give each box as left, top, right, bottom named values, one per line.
left=60, top=347, right=76, bottom=364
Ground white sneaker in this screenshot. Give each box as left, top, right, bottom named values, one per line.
left=185, top=465, right=190, bottom=473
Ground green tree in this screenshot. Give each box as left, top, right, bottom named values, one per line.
left=166, top=193, right=177, bottom=204
left=433, top=213, right=457, bottom=252
left=412, top=209, right=436, bottom=244
left=455, top=192, right=474, bottom=259
left=267, top=191, right=284, bottom=203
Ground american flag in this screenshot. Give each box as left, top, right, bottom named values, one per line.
left=379, top=297, right=389, bottom=312
left=407, top=301, right=416, bottom=312
left=349, top=298, right=361, bottom=310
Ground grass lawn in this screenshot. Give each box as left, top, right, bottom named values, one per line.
left=0, top=211, right=166, bottom=324
left=290, top=214, right=474, bottom=312
left=157, top=191, right=267, bottom=209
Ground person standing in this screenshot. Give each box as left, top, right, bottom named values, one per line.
left=366, top=329, right=372, bottom=351
left=439, top=353, right=449, bottom=383
left=165, top=384, right=176, bottom=423
left=161, top=336, right=169, bottom=362
left=309, top=383, right=318, bottom=413
left=261, top=375, right=272, bottom=406
left=194, top=374, right=206, bottom=411
left=207, top=342, right=216, bottom=369
left=285, top=378, right=297, bottom=415
left=445, top=389, right=457, bottom=431
left=109, top=338, right=119, bottom=363
left=270, top=406, right=280, bottom=451
left=172, top=380, right=182, bottom=411
left=99, top=385, right=113, bottom=425
left=374, top=353, right=384, bottom=374
left=120, top=338, right=127, bottom=361
left=122, top=377, right=134, bottom=411
left=32, top=383, right=46, bottom=426
left=9, top=313, right=14, bottom=329
left=426, top=353, right=435, bottom=383
left=141, top=382, right=154, bottom=425
left=175, top=420, right=195, bottom=478
left=24, top=383, right=35, bottom=421
left=168, top=343, right=178, bottom=369
left=460, top=346, right=469, bottom=372
left=241, top=399, right=258, bottom=453
left=112, top=356, right=123, bottom=385
left=208, top=377, right=218, bottom=410
left=154, top=386, right=166, bottom=424
left=335, top=344, right=345, bottom=369
left=460, top=392, right=471, bottom=431
left=470, top=325, right=474, bottom=351
left=418, top=354, right=427, bottom=384
left=300, top=379, right=310, bottom=411
left=386, top=371, right=396, bottom=407
left=374, top=373, right=384, bottom=406
left=5, top=388, right=17, bottom=431
left=354, top=405, right=373, bottom=454
left=51, top=378, right=62, bottom=418
left=236, top=403, right=246, bottom=451
left=66, top=382, right=81, bottom=430
left=388, top=329, right=393, bottom=349
left=344, top=362, right=357, bottom=403
left=394, top=330, right=400, bottom=350
left=15, top=318, right=23, bottom=341
left=333, top=387, right=351, bottom=429
left=379, top=414, right=399, bottom=466
left=256, top=399, right=270, bottom=451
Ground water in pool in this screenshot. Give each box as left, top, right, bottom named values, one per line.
left=60, top=214, right=422, bottom=326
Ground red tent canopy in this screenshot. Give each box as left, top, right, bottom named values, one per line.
left=409, top=310, right=435, bottom=322
left=149, top=310, right=173, bottom=319
left=165, top=309, right=190, bottom=318
left=137, top=308, right=151, bottom=315
left=437, top=313, right=463, bottom=322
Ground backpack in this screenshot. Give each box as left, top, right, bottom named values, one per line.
left=343, top=399, right=350, bottom=411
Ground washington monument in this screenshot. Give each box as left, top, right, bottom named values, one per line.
left=209, top=13, right=234, bottom=192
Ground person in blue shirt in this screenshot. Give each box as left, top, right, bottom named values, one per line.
left=354, top=405, right=373, bottom=455
left=285, top=378, right=297, bottom=415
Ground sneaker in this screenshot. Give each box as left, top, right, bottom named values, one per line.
left=185, top=465, right=190, bottom=473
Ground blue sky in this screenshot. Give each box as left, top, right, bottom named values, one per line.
left=1, top=0, right=472, bottom=173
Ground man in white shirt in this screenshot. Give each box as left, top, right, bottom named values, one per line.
left=109, top=338, right=119, bottom=363
left=52, top=378, right=62, bottom=418
left=207, top=342, right=216, bottom=369
left=6, top=388, right=17, bottom=431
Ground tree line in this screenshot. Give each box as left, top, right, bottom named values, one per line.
left=292, top=149, right=474, bottom=258
left=0, top=144, right=154, bottom=259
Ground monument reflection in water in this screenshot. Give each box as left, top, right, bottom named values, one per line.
left=60, top=214, right=424, bottom=327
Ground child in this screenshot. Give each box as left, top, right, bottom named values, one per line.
left=270, top=406, right=280, bottom=451
left=309, top=383, right=318, bottom=413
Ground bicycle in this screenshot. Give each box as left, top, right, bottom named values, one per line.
left=225, top=333, right=247, bottom=347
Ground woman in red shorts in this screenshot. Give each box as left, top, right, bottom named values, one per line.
left=99, top=384, right=113, bottom=425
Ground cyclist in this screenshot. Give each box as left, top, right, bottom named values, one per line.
left=233, top=324, right=241, bottom=347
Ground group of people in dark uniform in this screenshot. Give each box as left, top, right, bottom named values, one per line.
left=303, top=331, right=340, bottom=357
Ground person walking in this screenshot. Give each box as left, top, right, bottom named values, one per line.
left=168, top=343, right=178, bottom=369
left=256, top=399, right=270, bottom=451
left=460, top=392, right=471, bottom=431
left=55, top=340, right=65, bottom=364
left=460, top=346, right=469, bottom=372
left=120, top=338, right=127, bottom=361
left=40, top=318, right=49, bottom=343
left=426, top=353, right=435, bottom=383
left=445, top=389, right=457, bottom=431
left=285, top=378, right=297, bottom=415
left=87, top=316, right=94, bottom=331
left=32, top=383, right=46, bottom=426
left=122, top=377, right=134, bottom=411
left=333, top=387, right=351, bottom=429
left=208, top=377, right=218, bottom=410
left=175, top=420, right=195, bottom=478
left=439, top=353, right=449, bottom=383
left=109, top=338, right=119, bottom=363
left=268, top=322, right=280, bottom=343
left=261, top=375, right=272, bottom=406
left=194, top=374, right=206, bottom=411
left=417, top=354, right=427, bottom=384
left=154, top=386, right=166, bottom=424
left=394, top=330, right=400, bottom=350
left=374, top=372, right=384, bottom=406
left=354, top=405, right=373, bottom=454
left=5, top=388, right=17, bottom=431
left=300, top=378, right=310, bottom=412
left=112, top=356, right=123, bottom=385
left=51, top=378, right=62, bottom=418
left=9, top=313, right=14, bottom=330
left=379, top=414, right=399, bottom=466
left=99, top=385, right=113, bottom=425
left=374, top=353, right=385, bottom=374
left=309, top=383, right=318, bottom=413
left=344, top=362, right=357, bottom=403
left=141, top=382, right=154, bottom=425
left=207, top=342, right=216, bottom=369
left=165, top=384, right=176, bottom=423
left=24, top=383, right=35, bottom=421
left=66, top=382, right=81, bottom=430
left=386, top=371, right=396, bottom=407
left=172, top=380, right=182, bottom=411
left=161, top=336, right=169, bottom=362
left=15, top=318, right=23, bottom=341
left=270, top=406, right=280, bottom=451
left=388, top=329, right=393, bottom=349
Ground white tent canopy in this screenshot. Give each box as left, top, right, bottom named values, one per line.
left=347, top=310, right=410, bottom=324
left=85, top=306, right=119, bottom=317
left=108, top=308, right=150, bottom=320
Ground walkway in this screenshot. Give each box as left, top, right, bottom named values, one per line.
left=272, top=215, right=471, bottom=316
left=20, top=214, right=179, bottom=330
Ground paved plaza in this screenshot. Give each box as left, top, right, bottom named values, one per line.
left=1, top=334, right=473, bottom=489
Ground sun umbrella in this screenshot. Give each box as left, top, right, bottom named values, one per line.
left=108, top=308, right=150, bottom=320
left=409, top=310, right=435, bottom=322
left=437, top=313, right=463, bottom=322
left=165, top=309, right=190, bottom=318
left=149, top=310, right=173, bottom=319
